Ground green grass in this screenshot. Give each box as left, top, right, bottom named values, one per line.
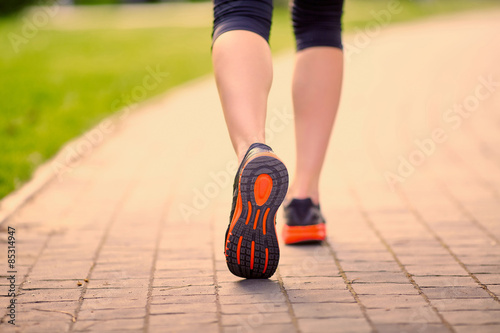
left=342, top=0, right=500, bottom=30
left=1, top=0, right=499, bottom=199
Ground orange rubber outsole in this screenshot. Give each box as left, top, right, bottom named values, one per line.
left=224, top=152, right=288, bottom=279
left=282, top=224, right=326, bottom=245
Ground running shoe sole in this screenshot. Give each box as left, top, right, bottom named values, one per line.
left=282, top=224, right=326, bottom=245
left=225, top=153, right=288, bottom=279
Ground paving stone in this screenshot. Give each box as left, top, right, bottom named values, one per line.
left=366, top=307, right=441, bottom=324
left=340, top=261, right=401, bottom=272
left=14, top=321, right=71, bottom=333
left=222, top=323, right=295, bottom=333
left=454, top=324, right=500, bottom=333
left=218, top=293, right=286, bottom=305
left=420, top=286, right=492, bottom=299
left=27, top=260, right=94, bottom=280
left=475, top=274, right=500, bottom=285
left=373, top=323, right=450, bottom=333
left=391, top=255, right=455, bottom=266
left=352, top=283, right=419, bottom=295
left=16, top=300, right=79, bottom=313
left=156, top=258, right=212, bottom=268
left=150, top=302, right=217, bottom=315
left=86, top=278, right=150, bottom=289
left=80, top=297, right=147, bottom=310
left=390, top=246, right=450, bottom=257
left=286, top=289, right=355, bottom=303
left=5, top=308, right=76, bottom=323
left=291, top=302, right=363, bottom=318
left=407, top=265, right=469, bottom=276
left=486, top=284, right=500, bottom=295
left=459, top=255, right=500, bottom=266
left=157, top=249, right=212, bottom=261
left=22, top=279, right=85, bottom=289
left=329, top=239, right=381, bottom=250
left=152, top=277, right=215, bottom=287
left=221, top=312, right=292, bottom=326
left=345, top=272, right=410, bottom=284
left=151, top=295, right=216, bottom=305
left=451, top=246, right=498, bottom=257
left=150, top=323, right=219, bottom=333
left=85, top=287, right=146, bottom=299
left=297, top=318, right=371, bottom=333
left=278, top=263, right=339, bottom=277
left=74, top=330, right=142, bottom=333
left=336, top=251, right=395, bottom=262
left=90, top=267, right=150, bottom=279
left=357, top=295, right=428, bottom=309
left=72, top=318, right=144, bottom=331
left=216, top=270, right=254, bottom=283
left=152, top=285, right=215, bottom=296
left=281, top=276, right=347, bottom=290
left=16, top=288, right=82, bottom=302
left=148, top=313, right=218, bottom=326
left=441, top=311, right=500, bottom=325
left=431, top=298, right=500, bottom=311
left=217, top=280, right=282, bottom=295
left=154, top=269, right=214, bottom=279
left=220, top=303, right=288, bottom=315
left=411, top=276, right=478, bottom=287
left=77, top=307, right=145, bottom=321
left=280, top=243, right=329, bottom=256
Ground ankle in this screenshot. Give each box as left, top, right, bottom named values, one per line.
left=287, top=185, right=320, bottom=205
left=235, top=140, right=266, bottom=164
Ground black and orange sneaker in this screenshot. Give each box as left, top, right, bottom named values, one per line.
left=282, top=198, right=326, bottom=245
left=224, top=143, right=289, bottom=279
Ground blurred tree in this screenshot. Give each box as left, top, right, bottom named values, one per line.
left=73, top=0, right=120, bottom=4
left=0, top=0, right=37, bottom=16
left=72, top=0, right=164, bottom=3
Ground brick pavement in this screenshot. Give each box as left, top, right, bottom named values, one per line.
left=1, top=8, right=500, bottom=333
